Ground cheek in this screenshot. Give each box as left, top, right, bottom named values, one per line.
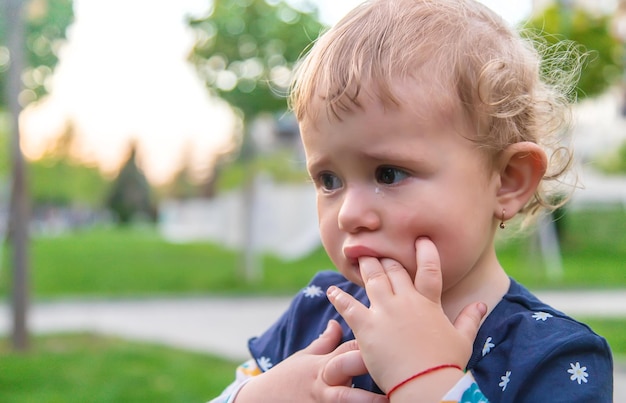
left=395, top=205, right=440, bottom=240
left=316, top=199, right=331, bottom=235
left=391, top=212, right=433, bottom=277
left=396, top=205, right=462, bottom=272
left=317, top=203, right=341, bottom=255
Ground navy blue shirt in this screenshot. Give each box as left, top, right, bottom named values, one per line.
left=249, top=271, right=613, bottom=402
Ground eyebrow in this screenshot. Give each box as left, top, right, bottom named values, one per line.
left=305, top=154, right=329, bottom=174
left=306, top=147, right=432, bottom=174
left=356, top=146, right=429, bottom=165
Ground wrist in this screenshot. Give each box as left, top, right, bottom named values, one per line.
left=386, top=365, right=465, bottom=402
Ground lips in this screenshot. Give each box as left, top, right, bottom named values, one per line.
left=343, top=245, right=382, bottom=265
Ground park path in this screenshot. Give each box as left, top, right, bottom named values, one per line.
left=1, top=289, right=626, bottom=399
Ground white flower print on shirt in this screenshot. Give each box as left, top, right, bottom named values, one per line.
left=258, top=356, right=273, bottom=372
left=482, top=336, right=495, bottom=356
left=532, top=311, right=553, bottom=321
left=499, top=371, right=511, bottom=391
left=568, top=362, right=589, bottom=385
left=302, top=285, right=324, bottom=298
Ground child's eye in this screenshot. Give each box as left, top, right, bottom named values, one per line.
left=375, top=166, right=409, bottom=185
left=318, top=172, right=343, bottom=191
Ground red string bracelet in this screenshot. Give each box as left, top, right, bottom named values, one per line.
left=386, top=364, right=463, bottom=399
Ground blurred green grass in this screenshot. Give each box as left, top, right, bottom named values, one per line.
left=582, top=318, right=626, bottom=357
left=0, top=226, right=333, bottom=298
left=0, top=333, right=236, bottom=403
left=497, top=207, right=626, bottom=288
left=0, top=207, right=624, bottom=298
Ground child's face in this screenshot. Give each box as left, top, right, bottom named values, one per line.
left=301, top=81, right=502, bottom=291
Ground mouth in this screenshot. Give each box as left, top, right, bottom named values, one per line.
left=343, top=245, right=382, bottom=265
left=343, top=245, right=381, bottom=259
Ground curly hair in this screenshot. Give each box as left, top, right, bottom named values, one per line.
left=289, top=0, right=584, bottom=223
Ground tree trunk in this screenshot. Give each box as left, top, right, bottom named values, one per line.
left=5, top=0, right=31, bottom=351
left=238, top=122, right=261, bottom=284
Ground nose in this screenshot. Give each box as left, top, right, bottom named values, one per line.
left=337, top=186, right=381, bottom=233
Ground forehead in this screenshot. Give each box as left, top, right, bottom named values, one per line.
left=300, top=75, right=467, bottom=134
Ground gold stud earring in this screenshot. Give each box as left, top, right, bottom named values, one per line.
left=499, top=209, right=506, bottom=229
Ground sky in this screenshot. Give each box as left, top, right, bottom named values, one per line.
left=20, top=0, right=532, bottom=185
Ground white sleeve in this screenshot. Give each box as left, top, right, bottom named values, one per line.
left=440, top=372, right=486, bottom=402
left=208, top=359, right=261, bottom=403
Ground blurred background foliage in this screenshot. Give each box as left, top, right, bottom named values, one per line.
left=213, top=148, right=309, bottom=192
left=0, top=0, right=74, bottom=107
left=595, top=139, right=626, bottom=173
left=187, top=0, right=324, bottom=121
left=28, top=123, right=108, bottom=207
left=524, top=3, right=623, bottom=100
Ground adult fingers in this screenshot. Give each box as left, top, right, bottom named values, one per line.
left=332, top=338, right=360, bottom=356
left=453, top=301, right=488, bottom=344
left=327, top=286, right=368, bottom=332
left=302, top=319, right=344, bottom=355
left=414, top=237, right=443, bottom=303
left=323, top=349, right=368, bottom=385
left=379, top=258, right=414, bottom=294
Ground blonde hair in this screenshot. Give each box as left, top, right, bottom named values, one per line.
left=290, top=0, right=583, bottom=223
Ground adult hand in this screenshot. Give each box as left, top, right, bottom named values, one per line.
left=327, top=237, right=486, bottom=396
left=235, top=319, right=388, bottom=403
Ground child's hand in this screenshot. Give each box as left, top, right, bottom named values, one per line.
left=236, top=319, right=389, bottom=403
left=327, top=237, right=487, bottom=397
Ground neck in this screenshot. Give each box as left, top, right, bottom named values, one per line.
left=441, top=252, right=510, bottom=323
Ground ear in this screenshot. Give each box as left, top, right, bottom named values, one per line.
left=495, top=142, right=547, bottom=220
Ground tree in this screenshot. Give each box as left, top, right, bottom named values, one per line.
left=29, top=122, right=110, bottom=207
left=0, top=0, right=74, bottom=108
left=187, top=0, right=324, bottom=282
left=1, top=0, right=73, bottom=351
left=524, top=3, right=623, bottom=100
left=105, top=142, right=156, bottom=225
left=188, top=0, right=323, bottom=121
left=0, top=0, right=73, bottom=350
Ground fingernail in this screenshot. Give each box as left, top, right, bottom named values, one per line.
left=322, top=320, right=333, bottom=335
left=327, top=285, right=338, bottom=299
left=477, top=302, right=488, bottom=316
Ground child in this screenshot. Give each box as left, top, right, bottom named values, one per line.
left=211, top=0, right=614, bottom=401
